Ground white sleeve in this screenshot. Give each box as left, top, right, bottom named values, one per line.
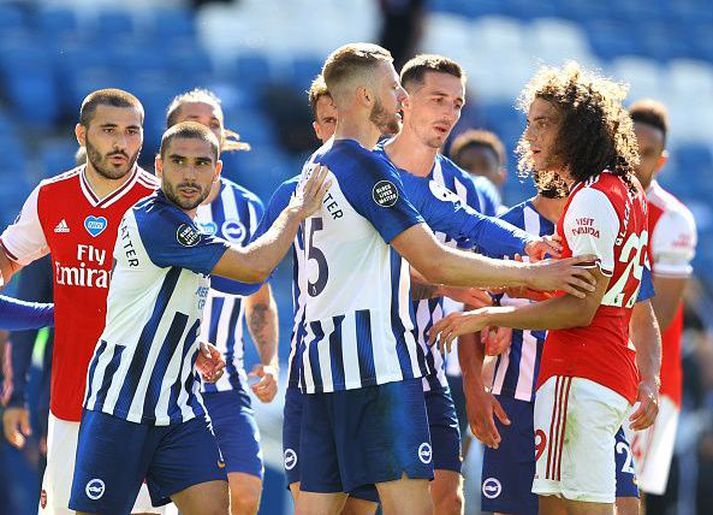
left=563, top=188, right=620, bottom=276
left=0, top=184, right=49, bottom=265
left=651, top=207, right=697, bottom=277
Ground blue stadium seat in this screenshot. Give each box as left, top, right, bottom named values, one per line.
left=35, top=6, right=79, bottom=37
left=232, top=53, right=273, bottom=89
left=501, top=0, right=560, bottom=20
left=0, top=4, right=27, bottom=32
left=676, top=143, right=713, bottom=171
left=39, top=140, right=81, bottom=176
left=285, top=56, right=323, bottom=93
left=166, top=42, right=215, bottom=77
left=96, top=10, right=136, bottom=37
left=584, top=19, right=644, bottom=60
left=146, top=8, right=196, bottom=43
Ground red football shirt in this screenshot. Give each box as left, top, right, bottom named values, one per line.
left=537, top=172, right=649, bottom=404
left=1, top=166, right=158, bottom=421
left=646, top=180, right=697, bottom=408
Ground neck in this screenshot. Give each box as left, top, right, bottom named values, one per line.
left=333, top=108, right=382, bottom=149
left=201, top=178, right=222, bottom=206
left=384, top=127, right=438, bottom=177
left=84, top=163, right=134, bottom=200
left=531, top=194, right=567, bottom=224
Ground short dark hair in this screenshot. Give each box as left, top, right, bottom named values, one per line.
left=449, top=129, right=506, bottom=167
left=322, top=43, right=393, bottom=104
left=159, top=121, right=220, bottom=162
left=308, top=74, right=332, bottom=120
left=629, top=98, right=669, bottom=146
left=400, top=54, right=465, bottom=92
left=79, top=88, right=144, bottom=127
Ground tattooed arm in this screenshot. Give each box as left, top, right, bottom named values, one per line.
left=245, top=283, right=279, bottom=403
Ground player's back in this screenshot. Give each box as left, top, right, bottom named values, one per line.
left=539, top=172, right=648, bottom=403
left=298, top=139, right=426, bottom=394
left=0, top=165, right=158, bottom=421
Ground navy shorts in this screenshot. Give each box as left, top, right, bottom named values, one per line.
left=614, top=426, right=639, bottom=498
left=203, top=389, right=264, bottom=478
left=300, top=378, right=433, bottom=494
left=425, top=386, right=462, bottom=473
left=69, top=409, right=226, bottom=514
left=283, top=387, right=380, bottom=503
left=481, top=395, right=538, bottom=515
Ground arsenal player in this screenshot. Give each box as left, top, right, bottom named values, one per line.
left=624, top=99, right=697, bottom=498
left=430, top=63, right=657, bottom=515
left=0, top=89, right=158, bottom=515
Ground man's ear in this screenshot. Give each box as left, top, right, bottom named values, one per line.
left=655, top=150, right=669, bottom=173
left=154, top=154, right=163, bottom=179
left=214, top=159, right=223, bottom=182
left=75, top=123, right=86, bottom=147
left=356, top=85, right=372, bottom=108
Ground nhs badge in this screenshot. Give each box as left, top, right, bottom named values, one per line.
left=221, top=219, right=246, bottom=243
left=84, top=216, right=108, bottom=237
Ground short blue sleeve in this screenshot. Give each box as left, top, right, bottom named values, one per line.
left=637, top=264, right=655, bottom=302
left=319, top=142, right=423, bottom=243
left=0, top=296, right=53, bottom=330
left=136, top=203, right=229, bottom=275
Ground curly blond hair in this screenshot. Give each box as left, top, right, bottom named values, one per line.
left=516, top=62, right=639, bottom=191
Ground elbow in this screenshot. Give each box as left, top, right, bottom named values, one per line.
left=250, top=266, right=271, bottom=284
left=572, top=306, right=597, bottom=328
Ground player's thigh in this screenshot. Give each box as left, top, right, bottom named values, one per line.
left=341, top=496, right=379, bottom=515
left=482, top=396, right=538, bottom=515
left=295, top=491, right=348, bottom=515
left=331, top=379, right=433, bottom=493
left=283, top=387, right=305, bottom=490
left=40, top=414, right=80, bottom=514
left=376, top=474, right=432, bottom=515
left=431, top=469, right=463, bottom=515
left=227, top=472, right=262, bottom=515
left=68, top=410, right=149, bottom=515
left=203, top=389, right=264, bottom=480
left=561, top=498, right=614, bottom=515
left=170, top=479, right=229, bottom=515
left=149, top=415, right=228, bottom=509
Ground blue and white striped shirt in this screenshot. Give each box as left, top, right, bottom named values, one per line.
left=84, top=191, right=229, bottom=425
left=491, top=199, right=553, bottom=402
left=195, top=178, right=264, bottom=393
left=296, top=139, right=426, bottom=394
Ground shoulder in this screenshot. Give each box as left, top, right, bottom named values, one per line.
left=499, top=199, right=530, bottom=223
left=648, top=182, right=695, bottom=231
left=219, top=177, right=264, bottom=209
left=323, top=139, right=397, bottom=177
left=132, top=193, right=190, bottom=231
left=136, top=167, right=160, bottom=190
left=38, top=167, right=82, bottom=192
left=437, top=154, right=472, bottom=184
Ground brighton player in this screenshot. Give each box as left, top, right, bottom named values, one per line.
left=68, top=122, right=329, bottom=515
left=294, top=44, right=596, bottom=515
left=430, top=63, right=657, bottom=514
left=449, top=129, right=506, bottom=210
left=378, top=53, right=563, bottom=514
left=625, top=99, right=697, bottom=497
left=0, top=295, right=53, bottom=330
left=166, top=89, right=278, bottom=515
left=459, top=172, right=660, bottom=515
left=0, top=89, right=160, bottom=515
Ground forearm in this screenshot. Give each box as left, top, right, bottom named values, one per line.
left=631, top=301, right=662, bottom=383
left=459, top=331, right=486, bottom=390
left=482, top=295, right=594, bottom=331
left=246, top=285, right=279, bottom=367
left=436, top=248, right=531, bottom=288
left=214, top=206, right=301, bottom=283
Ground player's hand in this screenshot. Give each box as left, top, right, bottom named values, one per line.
left=429, top=308, right=492, bottom=352
left=196, top=342, right=225, bottom=383
left=629, top=378, right=660, bottom=431
left=526, top=255, right=598, bottom=298
left=524, top=235, right=562, bottom=261
left=464, top=384, right=510, bottom=449
left=3, top=407, right=31, bottom=449
left=481, top=326, right=513, bottom=356
left=249, top=364, right=278, bottom=403
left=290, top=165, right=332, bottom=219
left=440, top=286, right=492, bottom=308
